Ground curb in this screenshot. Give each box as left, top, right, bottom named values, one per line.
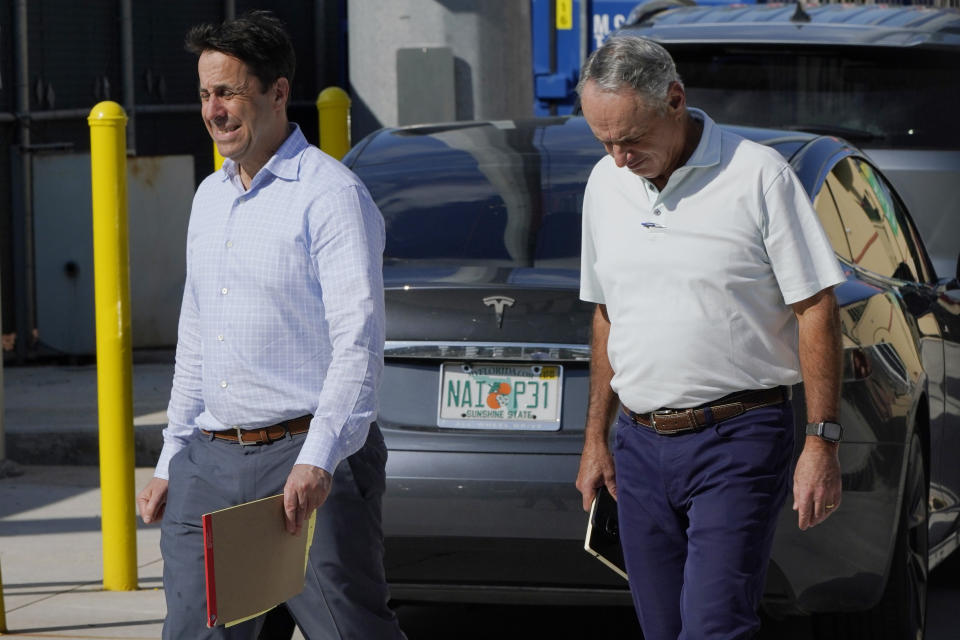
left=5, top=426, right=164, bottom=467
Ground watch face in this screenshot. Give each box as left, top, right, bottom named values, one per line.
left=821, top=422, right=842, bottom=441
left=807, top=421, right=843, bottom=442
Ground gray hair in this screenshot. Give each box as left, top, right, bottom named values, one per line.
left=576, top=36, right=682, bottom=111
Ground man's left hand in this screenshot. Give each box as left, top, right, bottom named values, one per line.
left=283, top=464, right=333, bottom=535
left=793, top=437, right=842, bottom=530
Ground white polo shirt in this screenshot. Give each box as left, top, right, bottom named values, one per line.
left=580, top=109, right=846, bottom=413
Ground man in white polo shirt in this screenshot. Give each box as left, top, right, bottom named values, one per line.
left=574, top=36, right=846, bottom=640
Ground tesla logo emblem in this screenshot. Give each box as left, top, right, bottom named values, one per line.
left=483, top=296, right=515, bottom=328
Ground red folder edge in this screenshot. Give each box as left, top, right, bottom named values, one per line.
left=202, top=513, right=218, bottom=627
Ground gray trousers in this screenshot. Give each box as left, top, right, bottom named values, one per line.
left=160, top=423, right=406, bottom=640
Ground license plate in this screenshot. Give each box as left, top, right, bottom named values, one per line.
left=437, top=362, right=563, bottom=430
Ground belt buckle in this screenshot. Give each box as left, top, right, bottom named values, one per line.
left=650, top=409, right=700, bottom=434
left=234, top=426, right=256, bottom=446
left=649, top=410, right=675, bottom=434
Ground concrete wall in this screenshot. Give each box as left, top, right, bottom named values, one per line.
left=348, top=0, right=534, bottom=140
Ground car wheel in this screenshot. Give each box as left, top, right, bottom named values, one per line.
left=812, top=431, right=928, bottom=640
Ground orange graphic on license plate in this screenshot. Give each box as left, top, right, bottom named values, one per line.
left=487, top=382, right=512, bottom=408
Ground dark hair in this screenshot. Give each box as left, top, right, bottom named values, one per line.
left=185, top=10, right=295, bottom=93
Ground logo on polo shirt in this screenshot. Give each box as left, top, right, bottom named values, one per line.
left=641, top=222, right=667, bottom=230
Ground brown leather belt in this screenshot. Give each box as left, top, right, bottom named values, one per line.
left=201, top=414, right=312, bottom=445
left=622, top=387, right=786, bottom=435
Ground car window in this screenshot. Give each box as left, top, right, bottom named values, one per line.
left=354, top=121, right=603, bottom=270
left=824, top=157, right=931, bottom=282
left=359, top=157, right=591, bottom=269
left=871, top=168, right=937, bottom=284
left=671, top=45, right=960, bottom=150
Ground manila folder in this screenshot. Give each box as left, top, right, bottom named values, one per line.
left=202, top=494, right=316, bottom=627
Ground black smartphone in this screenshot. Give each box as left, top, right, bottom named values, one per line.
left=584, top=485, right=627, bottom=580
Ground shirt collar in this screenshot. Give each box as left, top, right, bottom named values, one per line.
left=684, top=107, right=721, bottom=169
left=219, top=123, right=308, bottom=185
left=631, top=107, right=723, bottom=194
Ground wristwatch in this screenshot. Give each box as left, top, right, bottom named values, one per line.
left=805, top=421, right=843, bottom=443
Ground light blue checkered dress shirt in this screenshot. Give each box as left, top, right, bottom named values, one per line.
left=154, top=125, right=385, bottom=479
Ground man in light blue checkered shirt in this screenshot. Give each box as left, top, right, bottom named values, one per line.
left=136, top=11, right=405, bottom=639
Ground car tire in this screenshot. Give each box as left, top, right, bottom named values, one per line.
left=812, top=431, right=928, bottom=640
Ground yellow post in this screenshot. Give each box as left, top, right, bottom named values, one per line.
left=213, top=142, right=225, bottom=171
left=88, top=101, right=138, bottom=591
left=317, top=86, right=351, bottom=160
left=0, top=556, right=7, bottom=633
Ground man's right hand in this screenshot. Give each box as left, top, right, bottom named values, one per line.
left=575, top=441, right=617, bottom=512
left=137, top=477, right=169, bottom=524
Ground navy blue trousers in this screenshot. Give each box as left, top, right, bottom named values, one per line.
left=613, top=400, right=794, bottom=640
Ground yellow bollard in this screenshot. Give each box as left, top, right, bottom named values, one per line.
left=213, top=142, right=225, bottom=171
left=317, top=86, right=351, bottom=160
left=0, top=556, right=7, bottom=633
left=88, top=101, right=138, bottom=592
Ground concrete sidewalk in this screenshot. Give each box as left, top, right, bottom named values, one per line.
left=0, top=465, right=166, bottom=639
left=1, top=363, right=169, bottom=638
left=0, top=362, right=311, bottom=638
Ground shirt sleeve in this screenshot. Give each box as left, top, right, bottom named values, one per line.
left=761, top=165, right=846, bottom=305
left=154, top=231, right=205, bottom=480
left=296, top=184, right=386, bottom=473
left=579, top=177, right=606, bottom=305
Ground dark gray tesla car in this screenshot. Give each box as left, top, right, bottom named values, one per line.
left=342, top=116, right=960, bottom=639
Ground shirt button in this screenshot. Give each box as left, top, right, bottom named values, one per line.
left=221, top=287, right=228, bottom=295
left=654, top=207, right=662, bottom=216
left=220, top=380, right=228, bottom=389
left=226, top=241, right=233, bottom=248
left=217, top=334, right=224, bottom=341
